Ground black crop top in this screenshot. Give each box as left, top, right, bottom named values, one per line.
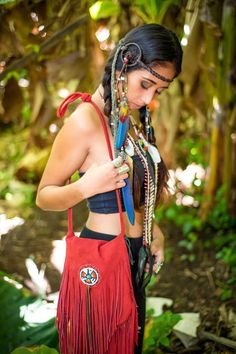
left=78, top=173, right=125, bottom=213
left=78, top=152, right=155, bottom=214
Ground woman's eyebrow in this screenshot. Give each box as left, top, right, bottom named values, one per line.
left=141, top=76, right=157, bottom=85
left=141, top=76, right=169, bottom=88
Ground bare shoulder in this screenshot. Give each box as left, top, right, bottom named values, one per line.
left=69, top=102, right=101, bottom=132
left=38, top=103, right=99, bottom=187
left=54, top=102, right=100, bottom=150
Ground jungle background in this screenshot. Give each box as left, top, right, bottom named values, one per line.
left=0, top=0, right=236, bottom=353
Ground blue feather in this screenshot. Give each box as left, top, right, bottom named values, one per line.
left=122, top=178, right=135, bottom=225
left=115, top=119, right=129, bottom=149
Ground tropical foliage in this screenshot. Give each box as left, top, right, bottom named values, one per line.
left=0, top=272, right=58, bottom=353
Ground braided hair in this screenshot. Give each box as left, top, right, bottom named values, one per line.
left=101, top=23, right=183, bottom=207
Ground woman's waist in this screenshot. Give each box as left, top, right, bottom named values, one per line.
left=86, top=211, right=143, bottom=238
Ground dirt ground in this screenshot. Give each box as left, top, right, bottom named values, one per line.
left=150, top=223, right=236, bottom=354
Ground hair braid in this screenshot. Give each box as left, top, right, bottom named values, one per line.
left=102, top=55, right=113, bottom=117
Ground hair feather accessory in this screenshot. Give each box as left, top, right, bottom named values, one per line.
left=110, top=39, right=135, bottom=225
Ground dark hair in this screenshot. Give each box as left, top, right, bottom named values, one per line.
left=102, top=23, right=183, bottom=208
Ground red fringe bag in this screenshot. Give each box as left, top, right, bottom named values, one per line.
left=56, top=93, right=138, bottom=354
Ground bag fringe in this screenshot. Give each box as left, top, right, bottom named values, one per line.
left=57, top=239, right=138, bottom=354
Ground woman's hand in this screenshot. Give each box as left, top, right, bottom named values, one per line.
left=79, top=161, right=129, bottom=199
left=145, top=223, right=165, bottom=273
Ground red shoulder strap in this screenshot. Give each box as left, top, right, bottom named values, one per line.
left=57, top=92, right=125, bottom=237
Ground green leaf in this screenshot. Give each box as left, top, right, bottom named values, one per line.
left=26, top=44, right=40, bottom=54
left=0, top=0, right=17, bottom=4
left=182, top=221, right=194, bottom=235
left=132, top=0, right=181, bottom=23
left=160, top=336, right=170, bottom=347
left=144, top=311, right=181, bottom=351
left=165, top=207, right=177, bottom=219
left=11, top=345, right=59, bottom=354
left=89, top=1, right=120, bottom=20
left=220, top=287, right=233, bottom=301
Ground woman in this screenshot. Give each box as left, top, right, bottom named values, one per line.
left=36, top=24, right=182, bottom=354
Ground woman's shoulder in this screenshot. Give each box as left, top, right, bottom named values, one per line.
left=53, top=102, right=101, bottom=152
left=67, top=102, right=102, bottom=133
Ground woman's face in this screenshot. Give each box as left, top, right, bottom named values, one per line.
left=124, top=62, right=176, bottom=110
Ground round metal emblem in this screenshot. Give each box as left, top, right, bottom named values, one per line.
left=80, top=267, right=99, bottom=286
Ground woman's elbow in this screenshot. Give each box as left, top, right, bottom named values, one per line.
left=35, top=189, right=67, bottom=211
left=35, top=187, right=51, bottom=210
left=35, top=192, right=47, bottom=210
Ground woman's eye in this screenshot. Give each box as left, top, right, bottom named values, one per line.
left=156, top=88, right=165, bottom=96
left=141, top=81, right=151, bottom=90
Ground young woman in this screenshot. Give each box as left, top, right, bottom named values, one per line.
left=36, top=23, right=182, bottom=354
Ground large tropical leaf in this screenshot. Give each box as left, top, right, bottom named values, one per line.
left=0, top=272, right=58, bottom=353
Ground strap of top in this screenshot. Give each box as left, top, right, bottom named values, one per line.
left=57, top=92, right=125, bottom=237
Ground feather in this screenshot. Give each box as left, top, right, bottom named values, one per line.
left=122, top=179, right=135, bottom=225
left=115, top=119, right=129, bottom=149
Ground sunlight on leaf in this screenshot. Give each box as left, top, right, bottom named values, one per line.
left=89, top=1, right=120, bottom=20
left=132, top=0, right=181, bottom=23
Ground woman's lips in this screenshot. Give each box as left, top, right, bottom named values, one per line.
left=130, top=102, right=143, bottom=109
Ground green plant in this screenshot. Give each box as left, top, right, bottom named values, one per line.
left=178, top=232, right=198, bottom=262
left=89, top=1, right=120, bottom=20
left=0, top=272, right=58, bottom=353
left=178, top=137, right=208, bottom=167
left=156, top=182, right=236, bottom=299
left=11, top=345, right=59, bottom=354
left=3, top=69, right=28, bottom=85
left=207, top=186, right=236, bottom=230
left=156, top=201, right=201, bottom=263
left=143, top=310, right=181, bottom=353
left=132, top=0, right=181, bottom=24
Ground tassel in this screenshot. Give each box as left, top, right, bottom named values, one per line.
left=86, top=286, right=92, bottom=351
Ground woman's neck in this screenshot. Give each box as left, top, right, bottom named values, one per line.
left=92, top=85, right=107, bottom=119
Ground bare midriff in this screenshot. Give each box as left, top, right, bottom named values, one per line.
left=85, top=209, right=143, bottom=238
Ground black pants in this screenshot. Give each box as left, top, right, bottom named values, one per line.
left=80, top=227, right=146, bottom=354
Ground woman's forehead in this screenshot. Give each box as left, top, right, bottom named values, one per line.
left=131, top=64, right=175, bottom=84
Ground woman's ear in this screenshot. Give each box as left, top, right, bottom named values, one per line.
left=115, top=70, right=121, bottom=80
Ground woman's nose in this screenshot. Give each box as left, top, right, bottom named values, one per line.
left=143, top=91, right=155, bottom=105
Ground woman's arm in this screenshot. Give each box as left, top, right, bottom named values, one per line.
left=36, top=106, right=127, bottom=211
left=144, top=221, right=165, bottom=273
left=151, top=222, right=165, bottom=262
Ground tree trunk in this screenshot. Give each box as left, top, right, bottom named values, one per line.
left=201, top=0, right=236, bottom=216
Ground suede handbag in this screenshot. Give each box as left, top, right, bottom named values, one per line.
left=56, top=93, right=138, bottom=354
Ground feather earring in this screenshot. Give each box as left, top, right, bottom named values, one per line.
left=115, top=72, right=129, bottom=149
